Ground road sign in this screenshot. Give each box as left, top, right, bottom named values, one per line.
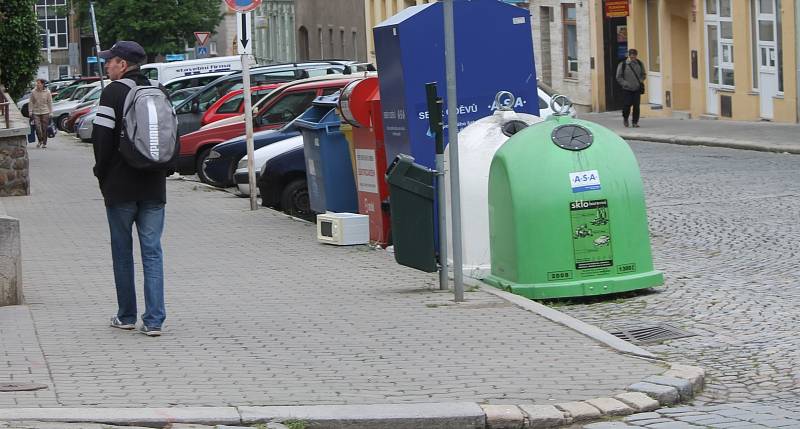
left=236, top=11, right=252, bottom=55
left=87, top=56, right=98, bottom=64
left=195, top=45, right=209, bottom=59
left=225, top=0, right=262, bottom=12
left=166, top=54, right=186, bottom=62
left=194, top=31, right=211, bottom=46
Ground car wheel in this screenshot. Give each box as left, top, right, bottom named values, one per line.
left=196, top=148, right=224, bottom=187
left=57, top=114, right=69, bottom=131
left=280, top=178, right=313, bottom=221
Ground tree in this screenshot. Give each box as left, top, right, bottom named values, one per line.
left=0, top=0, right=42, bottom=100
left=69, top=0, right=223, bottom=62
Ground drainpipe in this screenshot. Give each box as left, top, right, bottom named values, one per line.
left=796, top=0, right=799, bottom=122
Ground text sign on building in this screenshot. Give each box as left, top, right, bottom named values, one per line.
left=605, top=0, right=629, bottom=18
left=225, top=0, right=262, bottom=12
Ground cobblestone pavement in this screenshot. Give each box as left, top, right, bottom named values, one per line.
left=0, top=134, right=662, bottom=408
left=579, top=400, right=800, bottom=428
left=558, top=141, right=800, bottom=412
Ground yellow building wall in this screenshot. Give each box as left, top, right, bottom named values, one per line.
left=617, top=0, right=797, bottom=123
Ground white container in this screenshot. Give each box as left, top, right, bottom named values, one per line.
left=444, top=104, right=543, bottom=279
left=316, top=212, right=369, bottom=246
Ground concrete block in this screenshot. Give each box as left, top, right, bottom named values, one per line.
left=554, top=401, right=601, bottom=422
left=518, top=405, right=566, bottom=429
left=240, top=402, right=485, bottom=429
left=614, top=392, right=660, bottom=412
left=644, top=375, right=694, bottom=401
left=0, top=408, right=242, bottom=427
left=664, top=364, right=705, bottom=394
left=0, top=215, right=22, bottom=306
left=627, top=382, right=680, bottom=406
left=481, top=404, right=524, bottom=429
left=584, top=398, right=634, bottom=417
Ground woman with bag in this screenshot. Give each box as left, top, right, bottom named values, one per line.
left=615, top=49, right=647, bottom=128
left=29, top=79, right=54, bottom=148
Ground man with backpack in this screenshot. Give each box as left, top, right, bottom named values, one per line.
left=615, top=48, right=647, bottom=128
left=92, top=41, right=178, bottom=337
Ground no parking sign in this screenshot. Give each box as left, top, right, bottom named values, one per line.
left=224, top=0, right=261, bottom=12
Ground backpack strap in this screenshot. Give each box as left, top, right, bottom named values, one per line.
left=119, top=78, right=137, bottom=89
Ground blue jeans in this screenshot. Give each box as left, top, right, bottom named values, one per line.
left=105, top=201, right=166, bottom=328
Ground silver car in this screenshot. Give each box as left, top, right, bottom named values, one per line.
left=51, top=81, right=108, bottom=130
left=76, top=105, right=97, bottom=142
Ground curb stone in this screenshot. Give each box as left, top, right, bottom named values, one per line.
left=617, top=132, right=800, bottom=155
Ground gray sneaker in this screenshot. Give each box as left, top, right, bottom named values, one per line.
left=110, top=316, right=135, bottom=330
left=138, top=325, right=162, bottom=337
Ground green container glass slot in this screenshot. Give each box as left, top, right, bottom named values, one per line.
left=483, top=115, right=663, bottom=299
left=386, top=154, right=437, bottom=272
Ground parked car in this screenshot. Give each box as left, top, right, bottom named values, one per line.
left=64, top=101, right=97, bottom=133
left=142, top=56, right=243, bottom=84
left=169, top=87, right=200, bottom=106
left=52, top=82, right=107, bottom=131
left=201, top=121, right=302, bottom=187
left=200, top=84, right=279, bottom=127
left=234, top=135, right=304, bottom=197
left=163, top=71, right=232, bottom=94
left=178, top=75, right=358, bottom=184
left=173, top=60, right=355, bottom=136
left=75, top=105, right=97, bottom=142
left=256, top=144, right=310, bottom=219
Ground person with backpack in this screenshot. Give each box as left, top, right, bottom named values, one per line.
left=615, top=48, right=647, bottom=128
left=92, top=41, right=178, bottom=337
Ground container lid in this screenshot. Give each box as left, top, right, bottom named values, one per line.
left=551, top=124, right=593, bottom=151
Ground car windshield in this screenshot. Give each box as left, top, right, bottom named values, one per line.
left=70, top=86, right=93, bottom=101
left=82, top=88, right=101, bottom=102
left=54, top=86, right=77, bottom=101
left=170, top=88, right=197, bottom=106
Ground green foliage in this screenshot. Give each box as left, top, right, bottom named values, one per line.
left=283, top=420, right=307, bottom=429
left=69, top=0, right=223, bottom=61
left=0, top=0, right=42, bottom=100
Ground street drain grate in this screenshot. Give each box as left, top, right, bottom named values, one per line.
left=608, top=323, right=696, bottom=345
left=0, top=383, right=49, bottom=392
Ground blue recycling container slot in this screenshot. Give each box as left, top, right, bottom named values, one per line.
left=295, top=93, right=358, bottom=214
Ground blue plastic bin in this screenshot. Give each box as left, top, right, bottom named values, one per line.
left=295, top=93, right=358, bottom=214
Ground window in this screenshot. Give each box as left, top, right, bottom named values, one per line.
left=328, top=29, right=334, bottom=59
left=705, top=0, right=734, bottom=87
left=216, top=94, right=244, bottom=114
left=258, top=91, right=318, bottom=126
left=58, top=65, right=70, bottom=79
left=562, top=4, right=577, bottom=78
left=646, top=0, right=660, bottom=72
left=340, top=30, right=345, bottom=58
left=352, top=31, right=358, bottom=61
left=36, top=0, right=68, bottom=50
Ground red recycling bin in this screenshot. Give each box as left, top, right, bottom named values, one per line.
left=338, top=77, right=390, bottom=246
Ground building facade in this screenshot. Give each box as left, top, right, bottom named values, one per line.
left=253, top=0, right=296, bottom=64
left=35, top=0, right=83, bottom=80
left=591, top=0, right=798, bottom=122
left=529, top=1, right=593, bottom=112
left=295, top=0, right=368, bottom=62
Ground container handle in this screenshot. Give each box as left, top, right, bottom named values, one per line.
left=494, top=91, right=516, bottom=111
left=550, top=94, right=573, bottom=116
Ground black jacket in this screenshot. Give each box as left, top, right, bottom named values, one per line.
left=92, top=70, right=167, bottom=206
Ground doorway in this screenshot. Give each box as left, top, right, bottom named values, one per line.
left=603, top=12, right=628, bottom=110
left=670, top=10, right=691, bottom=110
left=755, top=0, right=779, bottom=119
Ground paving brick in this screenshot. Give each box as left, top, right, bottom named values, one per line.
left=584, top=398, right=634, bottom=417
left=554, top=401, right=602, bottom=422
left=518, top=405, right=566, bottom=429
left=480, top=404, right=524, bottom=429
left=626, top=382, right=679, bottom=406
left=614, top=393, right=660, bottom=413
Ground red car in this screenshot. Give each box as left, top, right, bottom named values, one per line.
left=200, top=84, right=279, bottom=127
left=64, top=104, right=95, bottom=133
left=178, top=75, right=357, bottom=183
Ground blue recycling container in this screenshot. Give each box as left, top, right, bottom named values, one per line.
left=295, top=93, right=358, bottom=214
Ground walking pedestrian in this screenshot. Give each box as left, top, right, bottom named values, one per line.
left=91, top=41, right=168, bottom=337
left=29, top=79, right=53, bottom=148
left=615, top=49, right=647, bottom=128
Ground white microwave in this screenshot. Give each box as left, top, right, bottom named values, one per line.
left=316, top=212, right=369, bottom=246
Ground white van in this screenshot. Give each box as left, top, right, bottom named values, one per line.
left=141, top=56, right=243, bottom=83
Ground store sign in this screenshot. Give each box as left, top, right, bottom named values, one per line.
left=606, top=0, right=629, bottom=18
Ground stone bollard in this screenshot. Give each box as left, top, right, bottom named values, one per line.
left=0, top=214, right=22, bottom=306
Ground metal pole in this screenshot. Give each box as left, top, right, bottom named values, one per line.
left=242, top=52, right=258, bottom=210
left=89, top=2, right=104, bottom=89
left=426, top=83, right=448, bottom=291
left=443, top=0, right=464, bottom=302
left=46, top=29, right=52, bottom=64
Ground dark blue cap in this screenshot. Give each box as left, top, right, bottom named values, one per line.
left=98, top=41, right=146, bottom=64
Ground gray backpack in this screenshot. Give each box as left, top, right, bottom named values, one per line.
left=118, top=78, right=179, bottom=170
